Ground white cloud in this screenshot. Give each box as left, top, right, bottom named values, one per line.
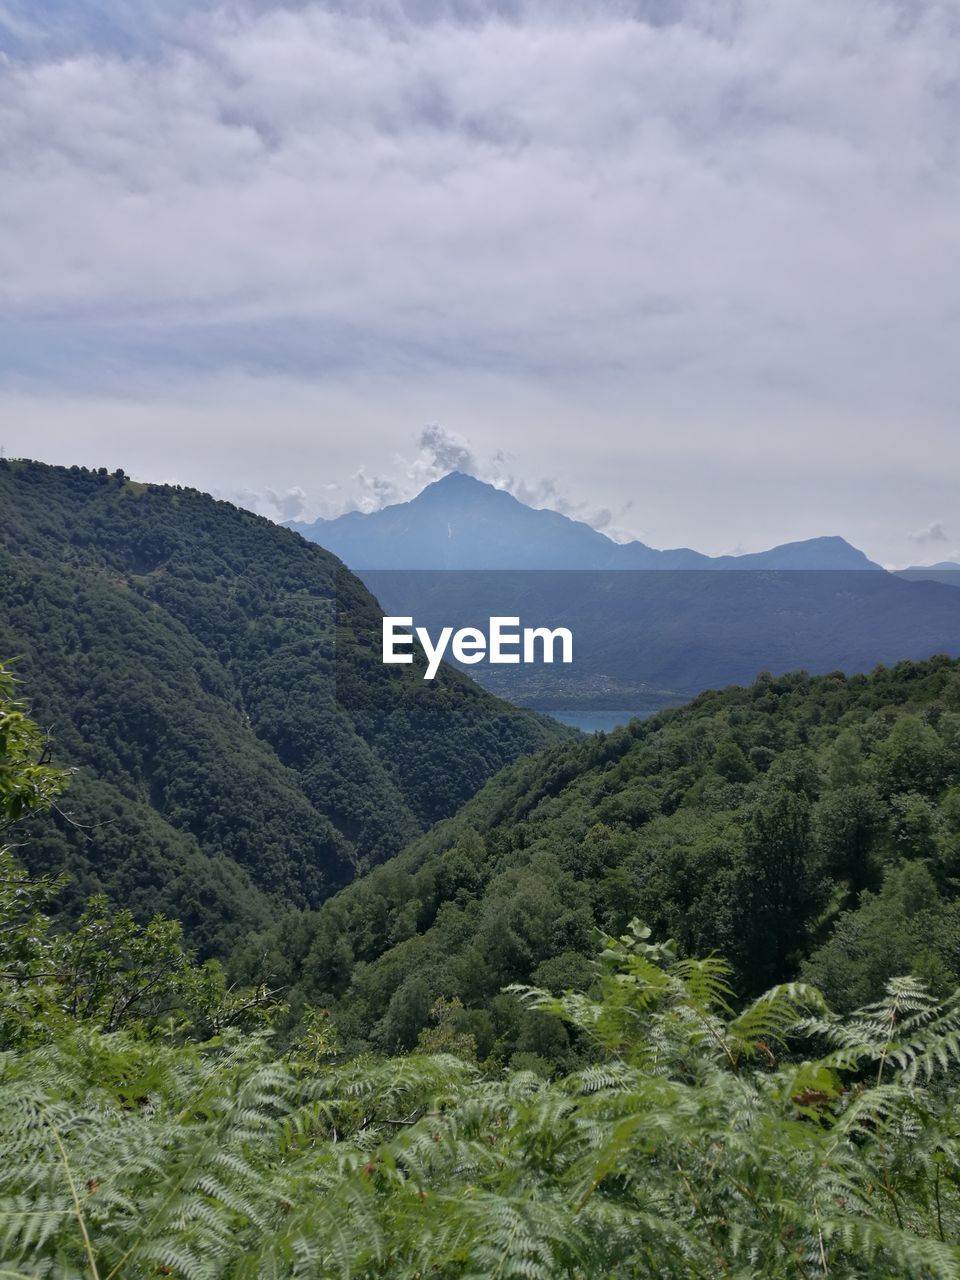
left=417, top=425, right=476, bottom=479
left=2, top=0, right=959, bottom=392
left=320, top=422, right=646, bottom=537
left=909, top=520, right=949, bottom=543
left=236, top=485, right=309, bottom=520
left=1, top=1, right=959, bottom=564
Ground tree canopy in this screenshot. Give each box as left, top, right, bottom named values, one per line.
left=233, top=656, right=960, bottom=1062
left=0, top=460, right=569, bottom=953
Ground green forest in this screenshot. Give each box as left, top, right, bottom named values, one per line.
left=6, top=665, right=960, bottom=1277
left=7, top=461, right=960, bottom=1275
left=0, top=461, right=567, bottom=953
left=232, top=654, right=960, bottom=1069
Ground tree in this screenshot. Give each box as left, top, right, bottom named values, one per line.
left=711, top=736, right=753, bottom=783
left=0, top=663, right=70, bottom=825
left=415, top=995, right=477, bottom=1060
left=803, top=861, right=960, bottom=1010
left=0, top=667, right=276, bottom=1049
left=734, top=783, right=824, bottom=989
left=874, top=715, right=949, bottom=795
left=814, top=783, right=885, bottom=890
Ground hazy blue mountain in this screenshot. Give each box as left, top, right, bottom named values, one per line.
left=287, top=471, right=956, bottom=721
left=896, top=562, right=960, bottom=586
left=360, top=567, right=960, bottom=713
left=289, top=472, right=881, bottom=571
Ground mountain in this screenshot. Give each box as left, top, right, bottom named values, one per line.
left=289, top=471, right=882, bottom=570
left=0, top=459, right=570, bottom=954
left=233, top=655, right=960, bottom=1058
left=290, top=474, right=960, bottom=715
left=897, top=562, right=960, bottom=586
left=359, top=566, right=960, bottom=712
left=292, top=471, right=632, bottom=569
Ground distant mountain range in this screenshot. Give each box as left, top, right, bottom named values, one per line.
left=897, top=562, right=960, bottom=585
left=290, top=472, right=960, bottom=717
left=289, top=471, right=883, bottom=571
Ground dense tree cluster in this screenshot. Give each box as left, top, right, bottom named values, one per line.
left=0, top=461, right=569, bottom=952
left=233, top=656, right=960, bottom=1065
left=6, top=599, right=960, bottom=1273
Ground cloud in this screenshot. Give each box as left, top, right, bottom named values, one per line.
left=1, top=0, right=959, bottom=411
left=267, top=486, right=308, bottom=521
left=417, top=424, right=477, bottom=477
left=350, top=466, right=403, bottom=513
left=216, top=483, right=310, bottom=521
left=326, top=423, right=638, bottom=539
left=2, top=0, right=960, bottom=566
left=909, top=521, right=949, bottom=544
left=334, top=425, right=476, bottom=513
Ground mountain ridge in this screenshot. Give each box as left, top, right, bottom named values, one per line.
left=233, top=655, right=960, bottom=1056
left=0, top=458, right=570, bottom=952
left=897, top=561, right=960, bottom=586
left=289, top=471, right=882, bottom=571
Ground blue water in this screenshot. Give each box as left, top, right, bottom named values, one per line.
left=548, top=709, right=651, bottom=733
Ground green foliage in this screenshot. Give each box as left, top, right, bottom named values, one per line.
left=416, top=996, right=478, bottom=1061
left=0, top=858, right=279, bottom=1053
left=6, top=688, right=960, bottom=1278
left=0, top=668, right=282, bottom=1052
left=239, top=657, right=960, bottom=1057
left=802, top=861, right=960, bottom=1010
left=0, top=664, right=70, bottom=824
left=0, top=461, right=569, bottom=953
left=711, top=735, right=754, bottom=783
left=8, top=916, right=960, bottom=1277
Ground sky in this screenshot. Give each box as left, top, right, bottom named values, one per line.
left=1, top=0, right=959, bottom=566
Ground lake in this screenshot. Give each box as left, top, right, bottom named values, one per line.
left=546, top=709, right=654, bottom=733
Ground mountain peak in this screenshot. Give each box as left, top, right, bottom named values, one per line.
left=289, top=473, right=881, bottom=572
left=417, top=471, right=507, bottom=502
left=428, top=469, right=485, bottom=487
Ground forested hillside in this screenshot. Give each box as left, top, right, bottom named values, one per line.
left=5, top=683, right=960, bottom=1279
left=0, top=459, right=568, bottom=953
left=233, top=656, right=960, bottom=1066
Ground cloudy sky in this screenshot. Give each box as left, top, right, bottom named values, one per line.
left=1, top=0, right=958, bottom=565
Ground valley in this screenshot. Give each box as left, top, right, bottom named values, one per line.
left=0, top=460, right=569, bottom=952
left=5, top=459, right=960, bottom=1276
left=6, top=4, right=959, bottom=1268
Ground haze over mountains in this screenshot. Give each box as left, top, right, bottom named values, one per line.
left=289, top=471, right=883, bottom=571
left=291, top=471, right=960, bottom=718
left=898, top=562, right=960, bottom=585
